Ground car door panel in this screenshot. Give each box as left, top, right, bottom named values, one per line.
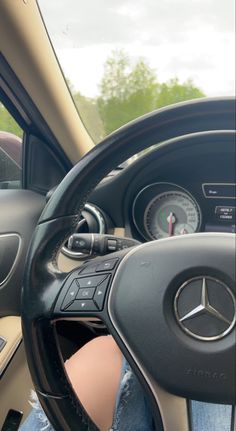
left=0, top=190, right=45, bottom=316
left=0, top=316, right=21, bottom=376
left=0, top=340, right=32, bottom=429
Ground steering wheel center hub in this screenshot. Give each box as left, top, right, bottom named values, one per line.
left=108, top=233, right=236, bottom=404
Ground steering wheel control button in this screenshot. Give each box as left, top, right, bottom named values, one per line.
left=77, top=288, right=95, bottom=299
left=174, top=276, right=236, bottom=341
left=215, top=206, right=236, bottom=222
left=80, top=264, right=98, bottom=275
left=94, top=277, right=110, bottom=310
left=77, top=275, right=106, bottom=288
left=96, top=258, right=118, bottom=272
left=60, top=273, right=111, bottom=312
left=61, top=280, right=79, bottom=310
left=107, top=239, right=117, bottom=251
left=65, top=300, right=98, bottom=312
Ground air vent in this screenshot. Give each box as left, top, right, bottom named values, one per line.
left=62, top=203, right=105, bottom=259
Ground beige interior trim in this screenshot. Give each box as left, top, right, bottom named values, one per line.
left=58, top=252, right=83, bottom=272
left=0, top=316, right=22, bottom=376
left=114, top=227, right=125, bottom=237
left=0, top=342, right=32, bottom=429
left=0, top=0, right=94, bottom=163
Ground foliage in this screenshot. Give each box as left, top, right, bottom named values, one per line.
left=0, top=104, right=23, bottom=138
left=157, top=78, right=205, bottom=108
left=0, top=51, right=205, bottom=144
left=97, top=50, right=205, bottom=136
left=97, top=51, right=159, bottom=135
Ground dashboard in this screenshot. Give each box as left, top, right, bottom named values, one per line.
left=63, top=130, right=236, bottom=259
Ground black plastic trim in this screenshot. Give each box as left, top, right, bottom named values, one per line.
left=0, top=54, right=72, bottom=173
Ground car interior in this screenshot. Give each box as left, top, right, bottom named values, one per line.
left=0, top=1, right=235, bottom=431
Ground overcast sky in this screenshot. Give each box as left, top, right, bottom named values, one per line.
left=39, top=0, right=235, bottom=98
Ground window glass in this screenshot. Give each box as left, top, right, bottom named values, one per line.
left=0, top=103, right=22, bottom=189
left=38, top=0, right=235, bottom=144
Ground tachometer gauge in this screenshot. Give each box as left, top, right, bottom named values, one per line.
left=132, top=183, right=202, bottom=241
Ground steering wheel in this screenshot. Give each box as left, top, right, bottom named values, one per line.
left=22, top=98, right=236, bottom=431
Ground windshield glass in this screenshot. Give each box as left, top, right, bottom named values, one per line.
left=38, top=0, right=235, bottom=144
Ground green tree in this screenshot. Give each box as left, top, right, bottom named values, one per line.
left=0, top=104, right=23, bottom=138
left=65, top=54, right=205, bottom=144
left=157, top=78, right=205, bottom=107
left=99, top=50, right=130, bottom=101
left=97, top=50, right=205, bottom=136
left=98, top=50, right=159, bottom=135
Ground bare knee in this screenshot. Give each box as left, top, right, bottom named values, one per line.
left=65, top=336, right=122, bottom=431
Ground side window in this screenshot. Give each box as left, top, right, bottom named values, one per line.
left=0, top=103, right=22, bottom=189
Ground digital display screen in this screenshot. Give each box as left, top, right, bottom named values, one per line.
left=203, top=183, right=236, bottom=199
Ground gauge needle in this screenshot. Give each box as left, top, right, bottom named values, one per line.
left=167, top=212, right=175, bottom=236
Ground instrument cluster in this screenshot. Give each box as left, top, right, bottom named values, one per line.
left=132, top=182, right=202, bottom=240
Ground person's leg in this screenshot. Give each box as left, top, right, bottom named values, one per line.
left=66, top=338, right=233, bottom=431
left=19, top=336, right=123, bottom=431
left=19, top=335, right=232, bottom=431
left=65, top=335, right=123, bottom=431
left=19, top=335, right=153, bottom=431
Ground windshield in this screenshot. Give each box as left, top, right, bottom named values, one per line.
left=38, top=0, right=235, bottom=144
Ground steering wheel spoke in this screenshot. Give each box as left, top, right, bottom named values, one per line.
left=141, top=380, right=235, bottom=431
left=146, top=381, right=190, bottom=431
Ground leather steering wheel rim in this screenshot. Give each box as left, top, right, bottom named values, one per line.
left=22, top=98, right=236, bottom=431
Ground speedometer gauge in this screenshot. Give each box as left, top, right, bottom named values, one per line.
left=132, top=183, right=202, bottom=241
left=144, top=191, right=201, bottom=239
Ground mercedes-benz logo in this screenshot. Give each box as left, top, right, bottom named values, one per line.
left=174, top=276, right=236, bottom=341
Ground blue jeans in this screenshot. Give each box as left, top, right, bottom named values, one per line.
left=19, top=357, right=233, bottom=431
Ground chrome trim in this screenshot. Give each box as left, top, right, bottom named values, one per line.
left=90, top=233, right=95, bottom=256
left=202, top=183, right=236, bottom=199
left=108, top=233, right=235, bottom=430
left=0, top=233, right=21, bottom=287
left=132, top=182, right=202, bottom=241
left=174, top=276, right=236, bottom=341
left=0, top=336, right=7, bottom=353
left=62, top=203, right=105, bottom=259
left=85, top=203, right=106, bottom=234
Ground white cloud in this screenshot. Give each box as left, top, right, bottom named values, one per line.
left=39, top=0, right=235, bottom=97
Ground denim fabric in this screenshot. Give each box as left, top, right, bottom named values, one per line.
left=19, top=358, right=232, bottom=431
left=110, top=356, right=154, bottom=431
left=19, top=390, right=54, bottom=431
left=190, top=400, right=232, bottom=431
